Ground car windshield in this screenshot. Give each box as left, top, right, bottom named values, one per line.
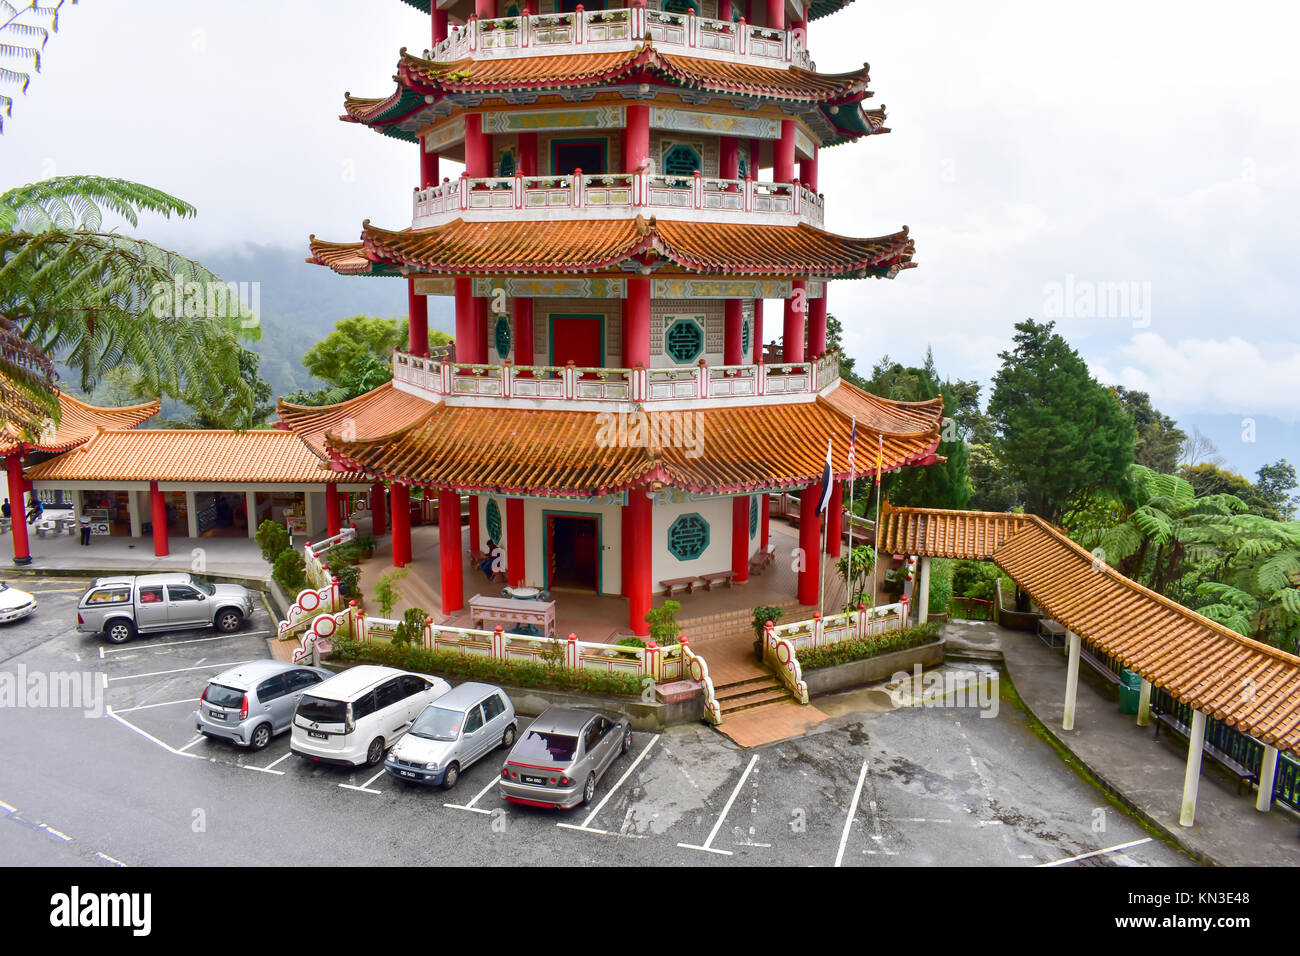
left=205, top=683, right=244, bottom=708
left=297, top=695, right=347, bottom=724
left=188, top=576, right=216, bottom=596
left=410, top=706, right=463, bottom=741
left=512, top=730, right=578, bottom=763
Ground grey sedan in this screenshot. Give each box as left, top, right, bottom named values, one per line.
left=499, top=707, right=632, bottom=809
left=196, top=660, right=333, bottom=750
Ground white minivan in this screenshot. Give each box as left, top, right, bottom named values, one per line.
left=289, top=665, right=451, bottom=768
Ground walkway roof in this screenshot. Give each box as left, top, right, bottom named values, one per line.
left=0, top=392, right=159, bottom=458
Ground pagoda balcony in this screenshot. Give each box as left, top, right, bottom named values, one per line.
left=392, top=349, right=842, bottom=408
left=413, top=169, right=824, bottom=229
left=427, top=6, right=813, bottom=72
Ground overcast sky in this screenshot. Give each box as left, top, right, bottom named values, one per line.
left=4, top=0, right=1297, bottom=475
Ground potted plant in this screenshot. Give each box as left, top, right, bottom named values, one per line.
left=751, top=605, right=783, bottom=659
left=355, top=536, right=376, bottom=559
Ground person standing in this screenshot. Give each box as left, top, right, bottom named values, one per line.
left=1, top=499, right=10, bottom=519
left=79, top=512, right=92, bottom=546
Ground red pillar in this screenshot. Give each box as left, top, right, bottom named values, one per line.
left=506, top=498, right=525, bottom=587
left=626, top=488, right=652, bottom=636
left=760, top=492, right=770, bottom=551
left=420, top=142, right=439, bottom=190
left=370, top=482, right=386, bottom=536
left=798, top=483, right=820, bottom=605
left=454, top=277, right=479, bottom=364
left=775, top=119, right=796, bottom=184
left=620, top=502, right=631, bottom=597
left=624, top=103, right=650, bottom=172
left=391, top=484, right=411, bottom=568
left=469, top=495, right=482, bottom=552
left=150, top=481, right=169, bottom=558
left=438, top=488, right=463, bottom=614
left=749, top=137, right=764, bottom=178
left=752, top=298, right=764, bottom=365
left=766, top=0, right=785, bottom=29
left=514, top=297, right=534, bottom=365
left=719, top=0, right=733, bottom=19
left=476, top=0, right=495, bottom=18
left=719, top=137, right=739, bottom=180
left=325, top=483, right=341, bottom=538
left=518, top=133, right=538, bottom=176
left=476, top=295, right=489, bottom=363
left=6, top=454, right=31, bottom=565
left=731, top=496, right=750, bottom=584
left=723, top=298, right=744, bottom=366
left=799, top=143, right=818, bottom=191
left=825, top=480, right=843, bottom=557
left=432, top=9, right=449, bottom=44
left=408, top=279, right=429, bottom=356
left=624, top=277, right=651, bottom=369
left=783, top=279, right=806, bottom=363
left=464, top=113, right=489, bottom=178
left=808, top=289, right=827, bottom=358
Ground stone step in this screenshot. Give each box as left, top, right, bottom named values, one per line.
left=721, top=687, right=796, bottom=714
left=715, top=674, right=782, bottom=698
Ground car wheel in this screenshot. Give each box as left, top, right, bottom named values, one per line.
left=365, top=737, right=385, bottom=767
left=501, top=724, right=517, bottom=749
left=250, top=723, right=272, bottom=751
left=582, top=773, right=596, bottom=806
left=215, top=609, right=243, bottom=633
left=621, top=727, right=632, bottom=754
left=105, top=620, right=134, bottom=644
left=442, top=762, right=460, bottom=790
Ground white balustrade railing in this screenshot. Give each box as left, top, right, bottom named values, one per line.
left=412, top=169, right=823, bottom=229
left=428, top=5, right=811, bottom=71
left=393, top=350, right=840, bottom=405
left=768, top=602, right=908, bottom=656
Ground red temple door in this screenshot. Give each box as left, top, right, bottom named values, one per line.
left=549, top=315, right=604, bottom=370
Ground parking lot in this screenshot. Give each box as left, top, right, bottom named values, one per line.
left=1, top=579, right=1192, bottom=868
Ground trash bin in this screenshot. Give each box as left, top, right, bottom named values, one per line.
left=1118, top=668, right=1141, bottom=715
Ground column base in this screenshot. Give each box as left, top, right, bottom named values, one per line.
left=12, top=556, right=32, bottom=566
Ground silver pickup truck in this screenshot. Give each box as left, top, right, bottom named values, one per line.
left=76, top=573, right=255, bottom=644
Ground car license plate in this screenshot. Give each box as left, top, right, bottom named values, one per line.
left=398, top=770, right=416, bottom=778
left=521, top=774, right=546, bottom=786
left=308, top=730, right=328, bottom=739
left=209, top=711, right=225, bottom=720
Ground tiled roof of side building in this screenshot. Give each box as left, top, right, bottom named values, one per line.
left=311, top=218, right=915, bottom=279
left=23, top=428, right=367, bottom=485
left=0, top=392, right=159, bottom=458
left=875, top=503, right=1032, bottom=559
left=277, top=382, right=437, bottom=459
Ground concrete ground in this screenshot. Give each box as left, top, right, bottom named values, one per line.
left=0, top=585, right=1190, bottom=868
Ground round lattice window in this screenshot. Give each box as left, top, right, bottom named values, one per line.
left=749, top=496, right=758, bottom=537
left=667, top=513, right=709, bottom=561
left=485, top=499, right=502, bottom=544
left=494, top=316, right=511, bottom=360
left=664, top=317, right=704, bottom=364
left=663, top=143, right=702, bottom=177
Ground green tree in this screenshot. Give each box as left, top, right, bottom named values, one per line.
left=286, top=315, right=452, bottom=406
left=987, top=319, right=1135, bottom=524
left=1178, top=463, right=1277, bottom=519
left=1112, top=386, right=1186, bottom=474
left=1256, top=460, right=1298, bottom=521
left=0, top=0, right=75, bottom=134
left=825, top=313, right=866, bottom=388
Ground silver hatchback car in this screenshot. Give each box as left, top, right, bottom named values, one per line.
left=499, top=707, right=633, bottom=809
left=195, top=660, right=333, bottom=750
left=385, top=682, right=517, bottom=789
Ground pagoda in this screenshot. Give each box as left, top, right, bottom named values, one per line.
left=293, top=0, right=944, bottom=636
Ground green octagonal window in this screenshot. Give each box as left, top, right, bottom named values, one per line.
left=749, top=495, right=758, bottom=537
left=485, top=499, right=502, bottom=544
left=664, top=317, right=704, bottom=364
left=667, top=512, right=709, bottom=561
left=494, top=316, right=512, bottom=360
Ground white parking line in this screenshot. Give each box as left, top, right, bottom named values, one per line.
left=677, top=751, right=758, bottom=857
left=339, top=768, right=387, bottom=795
left=244, top=752, right=295, bottom=776
left=38, top=823, right=71, bottom=842
left=107, top=660, right=255, bottom=682
left=96, top=852, right=127, bottom=867
left=101, top=631, right=271, bottom=654
left=572, top=733, right=660, bottom=831
left=115, top=698, right=199, bottom=714
left=446, top=774, right=500, bottom=814
left=1037, top=838, right=1153, bottom=867
left=834, top=759, right=870, bottom=868
left=176, top=735, right=204, bottom=753
left=105, top=706, right=204, bottom=759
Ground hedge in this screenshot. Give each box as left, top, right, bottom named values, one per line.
left=796, top=622, right=941, bottom=671
left=328, top=638, right=644, bottom=698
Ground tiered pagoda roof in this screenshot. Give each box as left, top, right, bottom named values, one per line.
left=0, top=391, right=159, bottom=458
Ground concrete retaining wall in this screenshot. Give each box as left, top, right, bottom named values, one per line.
left=802, top=638, right=946, bottom=697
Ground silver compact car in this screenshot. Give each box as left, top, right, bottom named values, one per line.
left=498, top=707, right=633, bottom=809
left=385, top=682, right=516, bottom=789
left=195, top=660, right=333, bottom=750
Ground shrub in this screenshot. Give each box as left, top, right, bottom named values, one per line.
left=752, top=605, right=784, bottom=639
left=328, top=542, right=363, bottom=566
left=644, top=600, right=681, bottom=643
left=927, top=557, right=954, bottom=619
left=328, top=638, right=643, bottom=698
left=272, top=549, right=307, bottom=595
left=616, top=636, right=646, bottom=648
left=256, top=520, right=290, bottom=564
left=334, top=564, right=361, bottom=597
left=797, top=621, right=940, bottom=671
left=392, top=607, right=427, bottom=647
left=372, top=567, right=409, bottom=617
left=951, top=560, right=1015, bottom=604
left=836, top=544, right=876, bottom=607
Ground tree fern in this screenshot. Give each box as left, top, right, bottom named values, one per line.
left=0, top=0, right=75, bottom=133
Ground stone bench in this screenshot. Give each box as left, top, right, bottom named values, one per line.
left=660, top=576, right=701, bottom=599
left=699, top=570, right=736, bottom=590
left=749, top=546, right=775, bottom=574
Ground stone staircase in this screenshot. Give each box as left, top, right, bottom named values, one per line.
left=714, top=670, right=797, bottom=716
left=677, top=598, right=804, bottom=643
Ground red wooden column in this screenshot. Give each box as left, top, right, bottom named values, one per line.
left=808, top=288, right=827, bottom=358
left=476, top=0, right=494, bottom=18
left=391, top=484, right=411, bottom=568
left=625, top=488, right=652, bottom=636
left=464, top=113, right=490, bottom=178
left=749, top=137, right=764, bottom=178
left=719, top=136, right=739, bottom=180
left=150, top=481, right=169, bottom=558
left=760, top=492, right=771, bottom=550
left=476, top=295, right=490, bottom=363
left=432, top=9, right=449, bottom=43
left=5, top=454, right=31, bottom=565
left=438, top=488, right=464, bottom=614
left=824, top=479, right=843, bottom=557
left=624, top=277, right=651, bottom=369
left=325, top=483, right=341, bottom=538
left=370, top=482, right=386, bottom=536
left=723, top=298, right=744, bottom=366
left=752, top=298, right=764, bottom=364
left=783, top=280, right=806, bottom=363
left=766, top=0, right=785, bottom=29
left=506, top=498, right=526, bottom=587
left=731, top=496, right=750, bottom=584
left=408, top=279, right=429, bottom=356
left=454, top=277, right=480, bottom=364
left=514, top=297, right=534, bottom=365
left=775, top=119, right=796, bottom=183
left=797, top=483, right=820, bottom=605
left=518, top=133, right=538, bottom=176
left=799, top=143, right=818, bottom=192
left=468, top=495, right=482, bottom=552
left=624, top=103, right=650, bottom=172
left=719, top=0, right=733, bottom=19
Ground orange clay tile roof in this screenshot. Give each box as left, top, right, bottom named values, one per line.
left=23, top=428, right=366, bottom=485
left=309, top=217, right=915, bottom=279
left=876, top=505, right=1300, bottom=754
left=277, top=382, right=436, bottom=459
left=301, top=381, right=941, bottom=497
left=0, top=392, right=159, bottom=458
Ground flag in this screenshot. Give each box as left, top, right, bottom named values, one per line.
left=817, top=439, right=834, bottom=515
left=875, top=434, right=884, bottom=486
left=846, top=418, right=857, bottom=477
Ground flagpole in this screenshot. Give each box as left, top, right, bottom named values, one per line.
left=817, top=507, right=826, bottom=617
left=871, top=433, right=883, bottom=610
left=847, top=415, right=856, bottom=605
